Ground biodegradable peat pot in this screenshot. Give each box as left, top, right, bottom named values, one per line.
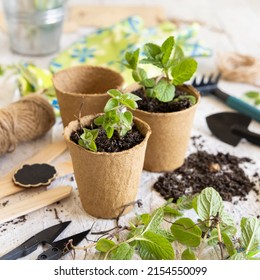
left=64, top=114, right=151, bottom=219
left=125, top=83, right=200, bottom=172
left=53, top=65, right=124, bottom=127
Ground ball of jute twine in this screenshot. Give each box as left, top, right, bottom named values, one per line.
left=218, top=52, right=260, bottom=86
left=0, top=93, right=55, bottom=155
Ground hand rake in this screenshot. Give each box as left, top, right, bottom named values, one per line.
left=192, top=73, right=260, bottom=122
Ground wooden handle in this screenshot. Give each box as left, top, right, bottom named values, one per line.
left=0, top=186, right=72, bottom=224
left=0, top=141, right=69, bottom=199
left=0, top=161, right=73, bottom=199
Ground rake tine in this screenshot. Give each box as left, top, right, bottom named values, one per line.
left=208, top=73, right=214, bottom=84
left=214, top=72, right=222, bottom=84
left=199, top=74, right=206, bottom=86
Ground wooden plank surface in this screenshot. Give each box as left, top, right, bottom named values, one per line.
left=0, top=0, right=259, bottom=260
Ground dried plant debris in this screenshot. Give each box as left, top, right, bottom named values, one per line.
left=13, top=163, right=57, bottom=188
left=154, top=148, right=259, bottom=203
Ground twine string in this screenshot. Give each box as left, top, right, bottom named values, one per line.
left=218, top=52, right=260, bottom=86
left=0, top=94, right=55, bottom=155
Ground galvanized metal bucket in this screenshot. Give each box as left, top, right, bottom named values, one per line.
left=3, top=0, right=66, bottom=56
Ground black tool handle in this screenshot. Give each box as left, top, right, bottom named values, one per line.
left=37, top=247, right=63, bottom=260
left=231, top=125, right=260, bottom=146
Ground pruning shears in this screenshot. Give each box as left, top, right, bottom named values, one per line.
left=0, top=221, right=90, bottom=260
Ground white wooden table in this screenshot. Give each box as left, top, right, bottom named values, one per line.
left=0, top=0, right=259, bottom=260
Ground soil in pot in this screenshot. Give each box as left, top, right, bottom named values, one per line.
left=133, top=87, right=194, bottom=113
left=70, top=124, right=144, bottom=153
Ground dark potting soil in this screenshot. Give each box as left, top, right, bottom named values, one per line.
left=70, top=125, right=144, bottom=153
left=132, top=87, right=193, bottom=113
left=153, top=145, right=260, bottom=203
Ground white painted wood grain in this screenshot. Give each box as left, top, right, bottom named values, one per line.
left=0, top=0, right=259, bottom=260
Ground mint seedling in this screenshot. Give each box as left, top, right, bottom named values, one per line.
left=78, top=89, right=141, bottom=152
left=94, top=89, right=141, bottom=139
left=124, top=36, right=197, bottom=103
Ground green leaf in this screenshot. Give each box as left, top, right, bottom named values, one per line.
left=104, top=98, right=119, bottom=112
left=110, top=243, right=135, bottom=260
left=121, top=99, right=138, bottom=110
left=192, top=195, right=198, bottom=212
left=207, top=229, right=219, bottom=246
left=229, top=252, right=247, bottom=260
left=122, top=111, right=133, bottom=126
left=155, top=228, right=176, bottom=242
left=144, top=43, right=161, bottom=59
left=220, top=211, right=237, bottom=235
left=154, top=79, right=175, bottom=102
left=255, top=98, right=260, bottom=105
left=175, top=95, right=196, bottom=105
left=196, top=187, right=224, bottom=225
left=123, top=93, right=142, bottom=101
left=78, top=128, right=98, bottom=152
left=106, top=126, right=114, bottom=139
left=176, top=195, right=197, bottom=211
left=143, top=207, right=164, bottom=233
left=171, top=57, right=197, bottom=85
left=88, top=141, right=97, bottom=152
left=171, top=218, right=202, bottom=247
left=140, top=78, right=156, bottom=88
left=161, top=36, right=174, bottom=66
left=140, top=213, right=151, bottom=226
left=222, top=232, right=236, bottom=256
left=107, top=89, right=122, bottom=99
left=125, top=49, right=139, bottom=70
left=173, top=45, right=185, bottom=61
left=138, top=231, right=175, bottom=260
left=241, top=217, right=260, bottom=254
left=132, top=67, right=147, bottom=82
left=0, top=65, right=4, bottom=76
left=94, top=115, right=104, bottom=126
left=96, top=238, right=116, bottom=253
left=145, top=88, right=156, bottom=98
left=245, top=91, right=259, bottom=99
left=163, top=206, right=183, bottom=217
left=181, top=248, right=197, bottom=260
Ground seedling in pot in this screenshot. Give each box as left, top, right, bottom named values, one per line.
left=73, top=89, right=142, bottom=152
left=123, top=36, right=197, bottom=108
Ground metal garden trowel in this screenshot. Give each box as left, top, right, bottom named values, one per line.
left=206, top=112, right=260, bottom=147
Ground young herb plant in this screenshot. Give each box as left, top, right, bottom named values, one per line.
left=94, top=89, right=141, bottom=138
left=123, top=36, right=197, bottom=103
left=78, top=89, right=141, bottom=151
left=71, top=187, right=260, bottom=260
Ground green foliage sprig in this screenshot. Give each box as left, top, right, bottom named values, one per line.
left=94, top=89, right=141, bottom=138
left=244, top=91, right=260, bottom=106
left=91, top=187, right=260, bottom=260
left=123, top=36, right=198, bottom=103
left=78, top=89, right=141, bottom=151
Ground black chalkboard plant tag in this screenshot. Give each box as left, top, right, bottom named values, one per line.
left=13, top=163, right=57, bottom=188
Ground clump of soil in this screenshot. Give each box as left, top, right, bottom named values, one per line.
left=153, top=150, right=259, bottom=202
left=133, top=87, right=194, bottom=113
left=70, top=125, right=144, bottom=153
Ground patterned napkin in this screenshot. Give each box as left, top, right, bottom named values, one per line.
left=1, top=16, right=211, bottom=112
left=50, top=16, right=212, bottom=84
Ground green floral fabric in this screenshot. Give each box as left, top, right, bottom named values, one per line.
left=49, top=16, right=212, bottom=84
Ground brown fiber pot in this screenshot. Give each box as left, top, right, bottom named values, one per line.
left=64, top=115, right=151, bottom=219
left=125, top=83, right=200, bottom=172
left=53, top=65, right=124, bottom=127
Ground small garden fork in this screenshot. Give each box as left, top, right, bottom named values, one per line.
left=192, top=73, right=260, bottom=122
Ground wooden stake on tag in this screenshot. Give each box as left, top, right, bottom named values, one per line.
left=0, top=141, right=68, bottom=199
left=0, top=161, right=73, bottom=199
